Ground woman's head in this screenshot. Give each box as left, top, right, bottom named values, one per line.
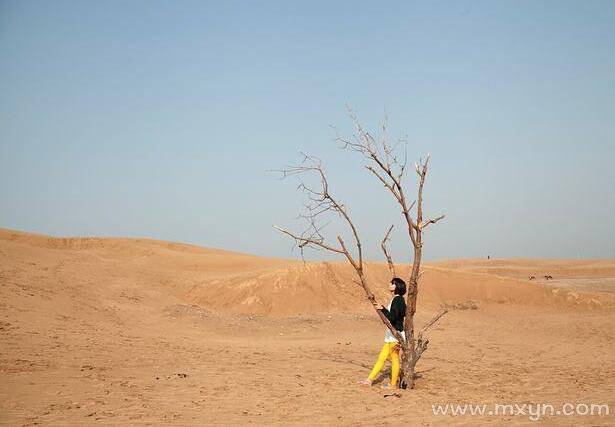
left=389, top=277, right=407, bottom=296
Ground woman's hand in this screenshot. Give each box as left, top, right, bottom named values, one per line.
left=371, top=301, right=385, bottom=310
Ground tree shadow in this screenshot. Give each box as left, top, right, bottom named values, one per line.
left=310, top=353, right=437, bottom=384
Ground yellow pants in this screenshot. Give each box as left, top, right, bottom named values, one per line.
left=367, top=342, right=400, bottom=386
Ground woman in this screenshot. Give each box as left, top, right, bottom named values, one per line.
left=359, top=277, right=407, bottom=389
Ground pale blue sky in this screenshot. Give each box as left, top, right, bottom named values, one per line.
left=1, top=1, right=614, bottom=261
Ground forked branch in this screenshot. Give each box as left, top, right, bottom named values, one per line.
left=417, top=308, right=448, bottom=342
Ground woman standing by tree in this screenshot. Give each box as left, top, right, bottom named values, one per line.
left=359, top=277, right=407, bottom=389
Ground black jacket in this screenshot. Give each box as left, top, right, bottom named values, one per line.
left=380, top=295, right=406, bottom=332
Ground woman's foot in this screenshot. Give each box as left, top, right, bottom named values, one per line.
left=357, top=378, right=373, bottom=386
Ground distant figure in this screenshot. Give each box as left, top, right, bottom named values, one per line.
left=544, top=275, right=553, bottom=280
left=487, top=255, right=490, bottom=260
left=529, top=275, right=536, bottom=281
left=358, top=277, right=407, bottom=389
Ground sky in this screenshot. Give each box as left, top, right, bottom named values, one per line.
left=1, top=0, right=614, bottom=262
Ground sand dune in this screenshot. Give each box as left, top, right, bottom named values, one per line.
left=432, top=258, right=615, bottom=280
left=3, top=228, right=607, bottom=317
left=1, top=228, right=614, bottom=425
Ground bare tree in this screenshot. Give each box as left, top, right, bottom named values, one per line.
left=274, top=111, right=446, bottom=389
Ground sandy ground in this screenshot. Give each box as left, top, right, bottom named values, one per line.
left=1, top=228, right=614, bottom=426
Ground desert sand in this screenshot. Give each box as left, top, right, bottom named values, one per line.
left=1, top=228, right=613, bottom=425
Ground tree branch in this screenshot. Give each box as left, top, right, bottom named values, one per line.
left=273, top=226, right=346, bottom=255
left=365, top=166, right=401, bottom=202
left=381, top=225, right=396, bottom=277
left=419, top=215, right=446, bottom=231
left=417, top=308, right=448, bottom=342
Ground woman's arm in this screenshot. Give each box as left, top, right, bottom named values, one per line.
left=380, top=297, right=404, bottom=324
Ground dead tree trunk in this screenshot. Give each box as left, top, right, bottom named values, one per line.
left=274, top=111, right=446, bottom=389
